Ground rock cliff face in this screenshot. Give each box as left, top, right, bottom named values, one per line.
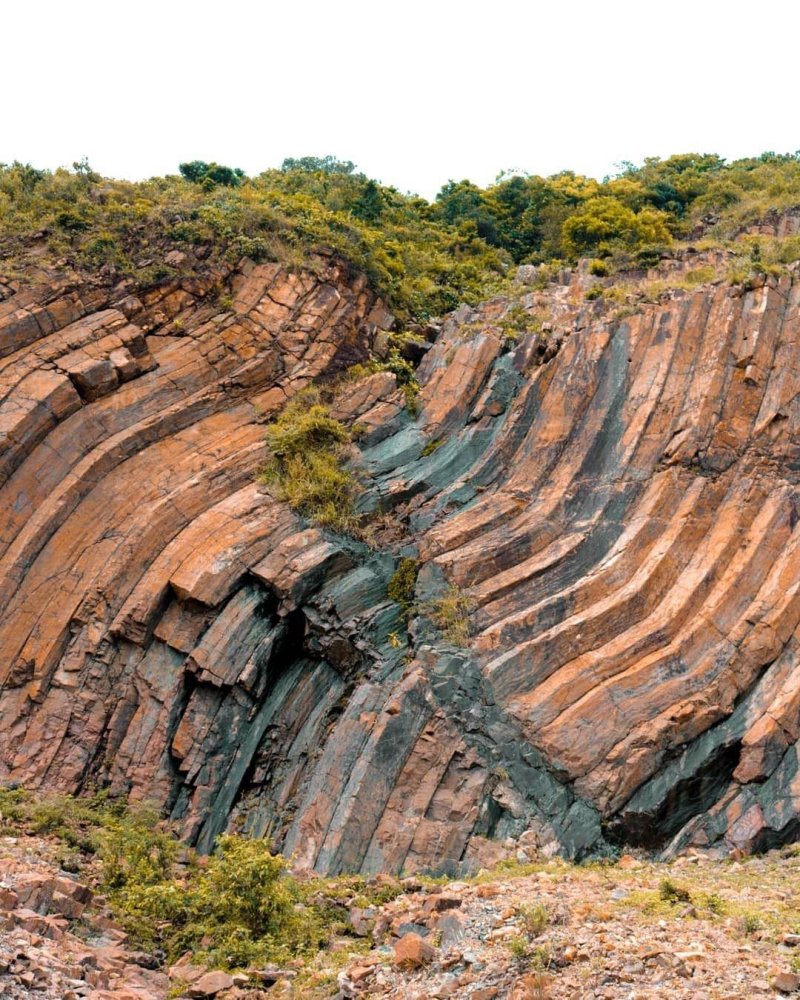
left=2, top=245, right=800, bottom=874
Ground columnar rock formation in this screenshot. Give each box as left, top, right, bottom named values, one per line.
left=2, top=247, right=800, bottom=873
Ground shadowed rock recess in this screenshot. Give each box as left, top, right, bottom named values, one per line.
left=2, top=246, right=800, bottom=876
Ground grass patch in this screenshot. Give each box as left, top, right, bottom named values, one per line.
left=345, top=345, right=421, bottom=413
left=518, top=902, right=549, bottom=937
left=259, top=389, right=363, bottom=536
left=387, top=557, right=419, bottom=618
left=421, top=437, right=445, bottom=457
left=658, top=876, right=692, bottom=904
left=425, top=584, right=473, bottom=646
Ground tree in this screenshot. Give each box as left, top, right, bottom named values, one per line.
left=280, top=156, right=357, bottom=175
left=562, top=197, right=672, bottom=257
left=179, top=161, right=245, bottom=187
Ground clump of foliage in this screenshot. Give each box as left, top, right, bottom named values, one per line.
left=658, top=877, right=692, bottom=904
left=387, top=557, right=419, bottom=618
left=426, top=584, right=473, bottom=646
left=421, top=437, right=445, bottom=457
left=259, top=389, right=360, bottom=535
left=518, top=902, right=549, bottom=938
left=113, top=834, right=323, bottom=968
left=0, top=787, right=179, bottom=879
left=741, top=911, right=763, bottom=935
left=0, top=786, right=126, bottom=854
left=496, top=302, right=542, bottom=345
left=346, top=345, right=421, bottom=412
left=561, top=197, right=672, bottom=258
left=723, top=233, right=800, bottom=288
left=508, top=934, right=529, bottom=960
left=179, top=160, right=246, bottom=188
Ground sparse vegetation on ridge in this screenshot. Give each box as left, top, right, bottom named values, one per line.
left=4, top=150, right=800, bottom=327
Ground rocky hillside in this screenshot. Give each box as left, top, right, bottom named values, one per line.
left=1, top=823, right=800, bottom=1000
left=2, top=209, right=800, bottom=877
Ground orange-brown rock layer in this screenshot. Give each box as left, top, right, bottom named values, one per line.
left=2, top=249, right=800, bottom=872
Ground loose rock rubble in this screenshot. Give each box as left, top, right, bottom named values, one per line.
left=2, top=829, right=800, bottom=998
left=328, top=849, right=800, bottom=999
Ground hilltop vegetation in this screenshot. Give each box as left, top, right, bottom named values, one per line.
left=2, top=151, right=800, bottom=323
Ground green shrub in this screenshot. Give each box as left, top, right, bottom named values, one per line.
left=589, top=258, right=609, bottom=276
left=683, top=264, right=716, bottom=286
left=426, top=584, right=473, bottom=646
left=742, top=912, right=763, bottom=934
left=658, top=877, right=691, bottom=904
left=387, top=558, right=418, bottom=617
left=562, top=197, right=672, bottom=258
left=518, top=902, right=549, bottom=938
left=508, top=935, right=528, bottom=959
left=259, top=390, right=360, bottom=535
left=421, top=437, right=444, bottom=457
left=179, top=161, right=245, bottom=187
left=112, top=834, right=325, bottom=967
left=99, top=808, right=178, bottom=890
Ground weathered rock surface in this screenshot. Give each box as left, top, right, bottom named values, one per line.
left=3, top=246, right=800, bottom=872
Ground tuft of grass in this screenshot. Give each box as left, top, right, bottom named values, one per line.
left=518, top=902, right=549, bottom=938
left=259, top=389, right=363, bottom=536
left=704, top=891, right=727, bottom=916
left=508, top=935, right=528, bottom=959
left=659, top=877, right=692, bottom=904
left=387, top=557, right=419, bottom=618
left=426, top=584, right=473, bottom=646
left=421, top=437, right=445, bottom=457
left=742, top=912, right=763, bottom=934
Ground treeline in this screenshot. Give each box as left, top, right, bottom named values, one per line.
left=2, top=151, right=800, bottom=322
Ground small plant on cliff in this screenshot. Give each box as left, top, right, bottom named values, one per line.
left=421, top=437, right=445, bottom=457
left=259, top=389, right=361, bottom=535
left=426, top=584, right=473, bottom=646
left=346, top=346, right=421, bottom=413
left=387, top=557, right=419, bottom=618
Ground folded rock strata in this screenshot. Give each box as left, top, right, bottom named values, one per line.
left=2, top=246, right=800, bottom=872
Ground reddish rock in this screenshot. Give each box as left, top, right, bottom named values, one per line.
left=3, top=245, right=800, bottom=873
left=422, top=892, right=463, bottom=915
left=188, top=970, right=235, bottom=996
left=773, top=972, right=800, bottom=994
left=393, top=931, right=437, bottom=968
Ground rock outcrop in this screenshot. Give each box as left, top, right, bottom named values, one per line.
left=2, top=245, right=800, bottom=873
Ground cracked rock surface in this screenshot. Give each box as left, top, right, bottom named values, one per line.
left=3, top=244, right=800, bottom=873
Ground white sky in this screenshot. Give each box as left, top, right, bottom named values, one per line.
left=3, top=0, right=798, bottom=200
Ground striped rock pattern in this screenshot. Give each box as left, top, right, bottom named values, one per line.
left=1, top=248, right=800, bottom=872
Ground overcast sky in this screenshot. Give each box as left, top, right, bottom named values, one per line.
left=3, top=0, right=798, bottom=200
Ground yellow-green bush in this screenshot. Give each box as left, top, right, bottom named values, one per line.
left=259, top=390, right=360, bottom=534
left=387, top=557, right=419, bottom=618
left=562, top=197, right=672, bottom=258
left=426, top=584, right=473, bottom=646
left=113, top=835, right=323, bottom=968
